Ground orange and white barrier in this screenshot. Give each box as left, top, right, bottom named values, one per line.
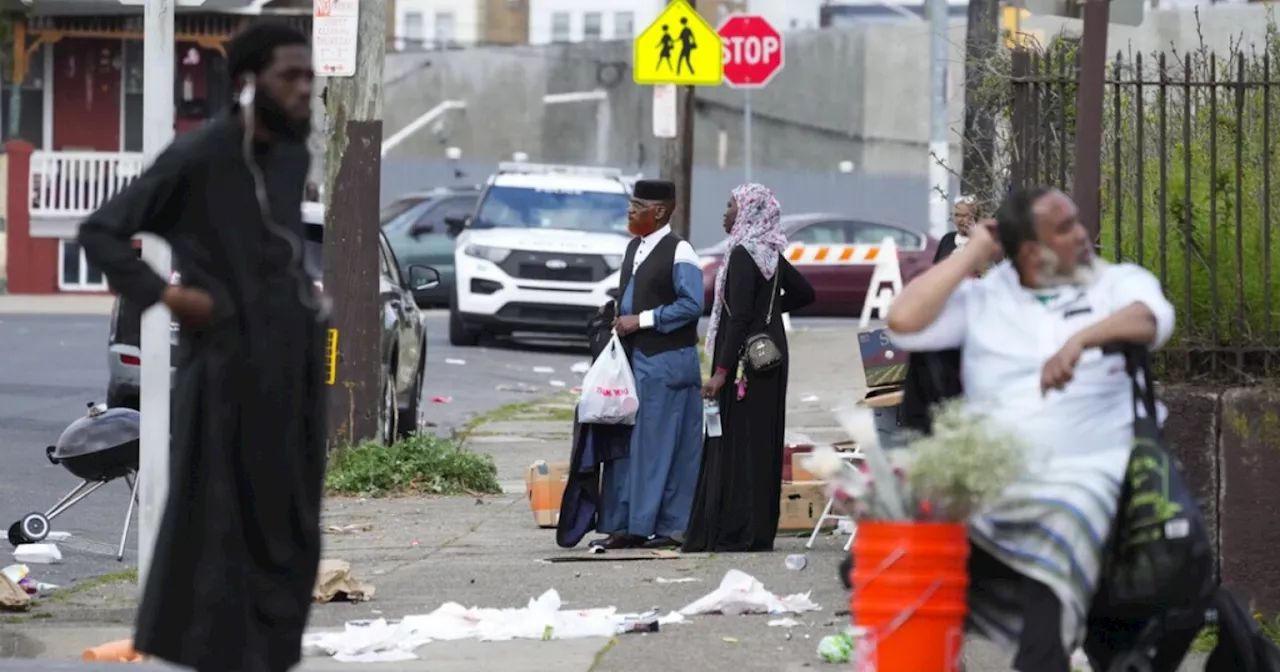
left=786, top=243, right=885, bottom=265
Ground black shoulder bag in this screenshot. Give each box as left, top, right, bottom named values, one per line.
left=1097, top=344, right=1216, bottom=614
left=723, top=255, right=783, bottom=373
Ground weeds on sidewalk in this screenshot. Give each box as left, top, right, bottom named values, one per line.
left=1189, top=611, right=1280, bottom=653
left=326, top=433, right=501, bottom=497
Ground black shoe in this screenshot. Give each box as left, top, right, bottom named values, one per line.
left=641, top=536, right=679, bottom=549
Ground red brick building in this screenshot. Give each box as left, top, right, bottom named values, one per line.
left=1, top=0, right=309, bottom=294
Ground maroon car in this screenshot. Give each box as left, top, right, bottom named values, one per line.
left=697, top=214, right=938, bottom=317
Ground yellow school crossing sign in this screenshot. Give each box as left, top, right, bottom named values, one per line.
left=633, top=0, right=723, bottom=86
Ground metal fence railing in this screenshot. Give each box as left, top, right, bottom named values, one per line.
left=1010, top=49, right=1280, bottom=382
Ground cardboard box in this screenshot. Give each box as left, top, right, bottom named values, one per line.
left=791, top=451, right=820, bottom=483
left=526, top=461, right=570, bottom=528
left=778, top=481, right=835, bottom=532
left=782, top=443, right=813, bottom=482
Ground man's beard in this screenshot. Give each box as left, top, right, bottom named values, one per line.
left=628, top=218, right=659, bottom=237
left=1034, top=245, right=1106, bottom=288
left=254, top=94, right=310, bottom=141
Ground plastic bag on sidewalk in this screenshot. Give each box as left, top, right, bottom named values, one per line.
left=578, top=334, right=639, bottom=425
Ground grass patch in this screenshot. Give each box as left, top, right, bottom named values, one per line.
left=1188, top=611, right=1280, bottom=653
left=326, top=433, right=502, bottom=497
left=40, top=568, right=137, bottom=605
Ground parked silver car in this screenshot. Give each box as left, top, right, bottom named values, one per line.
left=105, top=204, right=441, bottom=444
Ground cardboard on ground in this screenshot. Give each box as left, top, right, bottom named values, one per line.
left=633, top=0, right=723, bottom=86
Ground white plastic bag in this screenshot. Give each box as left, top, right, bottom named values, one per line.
left=578, top=334, right=639, bottom=425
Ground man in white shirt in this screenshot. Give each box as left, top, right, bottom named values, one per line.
left=886, top=187, right=1176, bottom=671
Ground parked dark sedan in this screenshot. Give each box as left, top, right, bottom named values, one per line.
left=697, top=214, right=938, bottom=317
left=381, top=186, right=481, bottom=307
left=106, top=203, right=442, bottom=445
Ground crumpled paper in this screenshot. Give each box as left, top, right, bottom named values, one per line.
left=679, top=569, right=821, bottom=616
left=0, top=570, right=30, bottom=612
left=303, top=589, right=679, bottom=662
left=312, top=559, right=375, bottom=604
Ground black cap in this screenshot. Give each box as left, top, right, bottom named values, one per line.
left=633, top=179, right=676, bottom=201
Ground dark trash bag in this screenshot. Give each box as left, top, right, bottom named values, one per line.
left=1206, top=587, right=1280, bottom=672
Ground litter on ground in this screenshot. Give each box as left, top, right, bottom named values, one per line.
left=12, top=543, right=61, bottom=565
left=445, top=358, right=466, bottom=365
left=302, top=589, right=683, bottom=663
left=680, top=570, right=821, bottom=616
left=570, top=361, right=591, bottom=375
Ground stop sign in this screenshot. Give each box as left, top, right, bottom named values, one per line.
left=717, top=15, right=784, bottom=88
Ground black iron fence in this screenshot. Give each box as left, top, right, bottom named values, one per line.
left=1010, top=48, right=1280, bottom=383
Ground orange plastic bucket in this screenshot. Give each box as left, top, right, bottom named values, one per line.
left=850, top=521, right=969, bottom=672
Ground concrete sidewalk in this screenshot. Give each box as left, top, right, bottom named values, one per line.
left=0, top=329, right=1207, bottom=671
left=0, top=295, right=115, bottom=315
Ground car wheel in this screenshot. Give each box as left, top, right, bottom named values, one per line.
left=448, top=295, right=480, bottom=347
left=397, top=347, right=426, bottom=438
left=380, top=368, right=396, bottom=446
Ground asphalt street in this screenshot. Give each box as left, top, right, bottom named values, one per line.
left=0, top=310, right=859, bottom=587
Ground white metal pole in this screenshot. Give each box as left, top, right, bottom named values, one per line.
left=138, top=0, right=175, bottom=590
left=927, top=0, right=951, bottom=239
left=744, top=89, right=753, bottom=184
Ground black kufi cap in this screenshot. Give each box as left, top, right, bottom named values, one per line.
left=633, top=179, right=676, bottom=201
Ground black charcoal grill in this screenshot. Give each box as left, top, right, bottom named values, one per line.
left=7, top=402, right=141, bottom=561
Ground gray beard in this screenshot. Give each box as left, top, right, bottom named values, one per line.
left=1034, top=245, right=1107, bottom=288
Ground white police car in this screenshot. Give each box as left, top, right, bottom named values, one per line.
left=445, top=162, right=638, bottom=346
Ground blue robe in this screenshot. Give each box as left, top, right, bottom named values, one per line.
left=598, top=252, right=705, bottom=539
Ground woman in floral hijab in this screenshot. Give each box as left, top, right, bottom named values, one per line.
left=683, top=183, right=815, bottom=553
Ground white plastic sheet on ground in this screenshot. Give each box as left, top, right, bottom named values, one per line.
left=302, top=589, right=682, bottom=663
left=680, top=570, right=821, bottom=616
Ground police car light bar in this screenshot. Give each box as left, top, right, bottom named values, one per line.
left=496, top=162, right=624, bottom=179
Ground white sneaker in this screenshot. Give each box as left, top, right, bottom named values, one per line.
left=1070, top=648, right=1092, bottom=671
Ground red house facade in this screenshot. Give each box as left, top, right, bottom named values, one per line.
left=2, top=2, right=310, bottom=294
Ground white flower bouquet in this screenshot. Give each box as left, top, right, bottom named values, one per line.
left=801, top=398, right=1029, bottom=523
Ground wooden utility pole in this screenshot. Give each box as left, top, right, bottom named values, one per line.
left=1073, top=0, right=1109, bottom=239
left=322, top=0, right=387, bottom=448
left=660, top=0, right=696, bottom=240
left=959, top=0, right=999, bottom=206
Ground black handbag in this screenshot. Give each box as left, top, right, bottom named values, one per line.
left=725, top=261, right=783, bottom=373
left=1098, top=344, right=1216, bottom=613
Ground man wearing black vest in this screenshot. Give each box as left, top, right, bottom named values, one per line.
left=595, top=179, right=706, bottom=550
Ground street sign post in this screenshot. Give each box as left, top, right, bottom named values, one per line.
left=633, top=0, right=723, bottom=87
left=716, top=15, right=784, bottom=183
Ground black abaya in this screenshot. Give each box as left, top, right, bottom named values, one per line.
left=682, top=247, right=815, bottom=553
left=77, top=117, right=326, bottom=672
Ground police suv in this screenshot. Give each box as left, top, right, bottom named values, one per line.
left=445, top=162, right=637, bottom=346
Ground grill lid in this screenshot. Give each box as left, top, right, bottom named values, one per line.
left=50, top=404, right=141, bottom=460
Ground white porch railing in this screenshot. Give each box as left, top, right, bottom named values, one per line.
left=30, top=151, right=147, bottom=218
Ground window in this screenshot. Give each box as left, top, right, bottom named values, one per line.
left=551, top=12, right=572, bottom=43
left=403, top=11, right=425, bottom=49
left=474, top=186, right=629, bottom=233
left=791, top=221, right=851, bottom=244
left=613, top=11, right=635, bottom=39
left=850, top=223, right=924, bottom=249
left=434, top=11, right=456, bottom=46
left=583, top=12, right=602, bottom=41
left=59, top=241, right=107, bottom=291
left=424, top=195, right=479, bottom=231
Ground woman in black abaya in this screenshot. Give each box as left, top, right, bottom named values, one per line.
left=683, top=183, right=814, bottom=553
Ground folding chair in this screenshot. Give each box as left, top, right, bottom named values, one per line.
left=805, top=450, right=863, bottom=551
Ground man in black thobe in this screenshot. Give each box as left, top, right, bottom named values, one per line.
left=77, top=22, right=324, bottom=672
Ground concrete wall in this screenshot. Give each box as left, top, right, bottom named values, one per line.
left=381, top=25, right=969, bottom=179
left=1163, top=385, right=1280, bottom=615
left=378, top=4, right=1280, bottom=185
